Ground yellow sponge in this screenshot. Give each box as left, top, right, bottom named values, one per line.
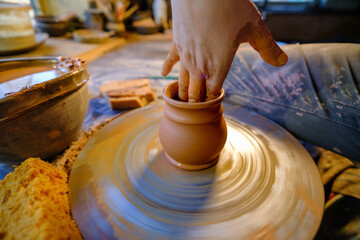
left=0, top=158, right=82, bottom=240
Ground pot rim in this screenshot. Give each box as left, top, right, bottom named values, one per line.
left=0, top=57, right=88, bottom=124
left=162, top=81, right=225, bottom=109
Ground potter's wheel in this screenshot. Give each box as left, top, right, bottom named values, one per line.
left=69, top=104, right=324, bottom=240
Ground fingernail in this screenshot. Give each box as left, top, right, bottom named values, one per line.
left=276, top=52, right=288, bottom=66
left=161, top=70, right=168, bottom=76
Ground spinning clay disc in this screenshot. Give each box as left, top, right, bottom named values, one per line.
left=69, top=104, right=324, bottom=240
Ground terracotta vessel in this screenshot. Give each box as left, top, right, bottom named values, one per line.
left=159, top=81, right=227, bottom=170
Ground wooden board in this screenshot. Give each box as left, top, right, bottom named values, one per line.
left=0, top=37, right=126, bottom=62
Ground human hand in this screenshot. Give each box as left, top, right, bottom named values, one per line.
left=162, top=0, right=288, bottom=102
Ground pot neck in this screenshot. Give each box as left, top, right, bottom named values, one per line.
left=162, top=81, right=225, bottom=109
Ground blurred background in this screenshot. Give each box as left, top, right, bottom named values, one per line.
left=3, top=0, right=360, bottom=43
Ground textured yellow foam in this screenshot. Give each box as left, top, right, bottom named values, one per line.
left=0, top=158, right=82, bottom=240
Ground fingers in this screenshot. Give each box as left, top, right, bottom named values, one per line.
left=205, top=77, right=224, bottom=102
left=188, top=73, right=205, bottom=103
left=162, top=43, right=180, bottom=76
left=178, top=64, right=190, bottom=101
left=248, top=20, right=288, bottom=67
left=205, top=66, right=230, bottom=101
left=161, top=43, right=206, bottom=103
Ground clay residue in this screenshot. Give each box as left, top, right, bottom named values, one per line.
left=53, top=117, right=114, bottom=175
left=59, top=57, right=86, bottom=72
left=3, top=84, right=45, bottom=98
left=1, top=57, right=85, bottom=100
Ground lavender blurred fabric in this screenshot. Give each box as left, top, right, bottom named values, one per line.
left=224, top=43, right=360, bottom=162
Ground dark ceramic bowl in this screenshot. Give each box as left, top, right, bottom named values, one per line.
left=35, top=15, right=68, bottom=36
left=0, top=57, right=89, bottom=164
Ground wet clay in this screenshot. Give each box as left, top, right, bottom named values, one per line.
left=159, top=81, right=227, bottom=170
left=69, top=104, right=324, bottom=239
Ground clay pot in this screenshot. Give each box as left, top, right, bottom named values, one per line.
left=159, top=81, right=227, bottom=170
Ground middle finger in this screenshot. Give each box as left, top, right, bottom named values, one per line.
left=188, top=73, right=205, bottom=103
left=178, top=64, right=190, bottom=101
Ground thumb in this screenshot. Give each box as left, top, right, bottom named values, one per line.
left=248, top=19, right=288, bottom=67
left=162, top=43, right=180, bottom=76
